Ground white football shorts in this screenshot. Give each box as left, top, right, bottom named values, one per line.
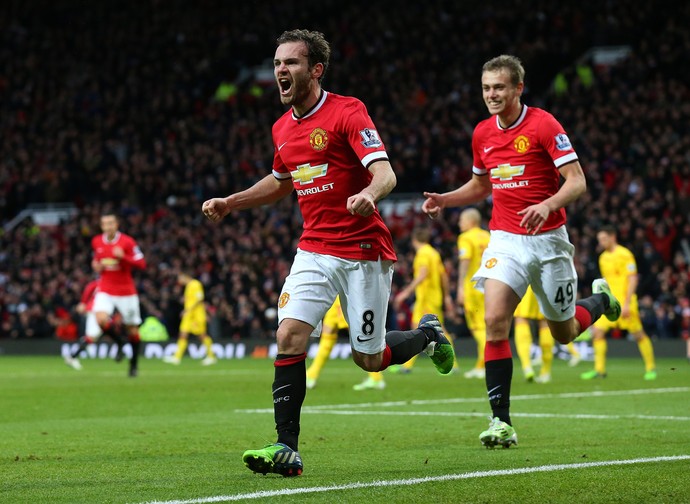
left=92, top=292, right=142, bottom=326
left=278, top=248, right=394, bottom=354
left=472, top=225, right=577, bottom=322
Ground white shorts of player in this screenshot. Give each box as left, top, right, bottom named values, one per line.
left=92, top=292, right=142, bottom=326
left=279, top=248, right=394, bottom=355
left=472, top=225, right=577, bottom=322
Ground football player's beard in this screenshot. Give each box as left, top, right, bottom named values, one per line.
left=282, top=76, right=311, bottom=107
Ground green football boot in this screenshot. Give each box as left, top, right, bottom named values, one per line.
left=419, top=314, right=455, bottom=375
left=592, top=278, right=621, bottom=322
left=242, top=443, right=303, bottom=477
left=580, top=369, right=606, bottom=380
left=479, top=417, right=518, bottom=448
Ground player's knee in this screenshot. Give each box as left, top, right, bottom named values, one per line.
left=551, top=332, right=571, bottom=345
left=275, top=323, right=309, bottom=354
left=484, top=313, right=512, bottom=338
left=352, top=352, right=381, bottom=372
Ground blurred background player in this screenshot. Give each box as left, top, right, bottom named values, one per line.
left=390, top=226, right=457, bottom=374
left=64, top=277, right=125, bottom=370
left=581, top=226, right=656, bottom=380
left=305, top=296, right=347, bottom=389
left=91, top=213, right=146, bottom=377
left=306, top=296, right=385, bottom=390
left=514, top=286, right=554, bottom=383
left=456, top=208, right=490, bottom=379
left=164, top=271, right=217, bottom=366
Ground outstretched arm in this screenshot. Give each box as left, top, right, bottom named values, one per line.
left=202, top=175, right=294, bottom=223
left=422, top=175, right=491, bottom=219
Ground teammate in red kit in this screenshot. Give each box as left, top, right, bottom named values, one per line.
left=64, top=278, right=125, bottom=370
left=202, top=29, right=455, bottom=476
left=91, top=213, right=146, bottom=377
left=422, top=55, right=621, bottom=448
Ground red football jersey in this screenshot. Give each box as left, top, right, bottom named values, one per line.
left=91, top=232, right=146, bottom=295
left=272, top=91, right=397, bottom=262
left=81, top=279, right=100, bottom=311
left=472, top=105, right=579, bottom=234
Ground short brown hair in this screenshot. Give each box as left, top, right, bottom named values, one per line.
left=276, top=29, right=331, bottom=83
left=599, top=225, right=617, bottom=237
left=482, top=55, right=525, bottom=87
left=412, top=227, right=432, bottom=244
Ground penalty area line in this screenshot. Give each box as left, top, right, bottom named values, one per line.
left=138, top=455, right=690, bottom=504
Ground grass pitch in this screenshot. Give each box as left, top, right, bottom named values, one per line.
left=1, top=354, right=689, bottom=503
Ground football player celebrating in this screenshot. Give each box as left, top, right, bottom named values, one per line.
left=203, top=29, right=454, bottom=476
left=422, top=55, right=621, bottom=448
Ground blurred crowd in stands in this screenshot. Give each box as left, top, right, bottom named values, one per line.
left=1, top=1, right=689, bottom=341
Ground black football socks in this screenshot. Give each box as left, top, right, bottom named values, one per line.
left=273, top=353, right=307, bottom=451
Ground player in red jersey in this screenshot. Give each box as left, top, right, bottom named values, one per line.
left=64, top=278, right=126, bottom=370
left=202, top=29, right=455, bottom=477
left=91, top=213, right=146, bottom=377
left=422, top=55, right=621, bottom=448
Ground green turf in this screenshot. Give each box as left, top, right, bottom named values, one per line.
left=1, top=355, right=689, bottom=503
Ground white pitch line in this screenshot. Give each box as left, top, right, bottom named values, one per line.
left=296, top=410, right=690, bottom=422
left=235, top=386, right=690, bottom=414
left=139, top=455, right=690, bottom=504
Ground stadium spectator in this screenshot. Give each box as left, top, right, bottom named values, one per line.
left=0, top=1, right=687, bottom=347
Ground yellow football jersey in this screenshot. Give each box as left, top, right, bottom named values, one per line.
left=594, top=244, right=642, bottom=332
left=183, top=279, right=206, bottom=318
left=411, top=243, right=445, bottom=323
left=323, top=295, right=348, bottom=331
left=598, top=245, right=638, bottom=302
left=180, top=279, right=207, bottom=334
left=457, top=227, right=490, bottom=294
left=514, top=285, right=544, bottom=320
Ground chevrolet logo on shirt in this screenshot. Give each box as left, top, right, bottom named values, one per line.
left=290, top=163, right=328, bottom=185
left=490, top=163, right=526, bottom=181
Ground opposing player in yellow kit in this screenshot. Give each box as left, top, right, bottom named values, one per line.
left=164, top=271, right=217, bottom=365
left=581, top=226, right=656, bottom=380
left=391, top=227, right=457, bottom=373
left=306, top=296, right=385, bottom=390
left=456, top=208, right=490, bottom=379
left=514, top=286, right=554, bottom=383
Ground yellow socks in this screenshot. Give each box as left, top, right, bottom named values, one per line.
left=538, top=325, right=554, bottom=376
left=174, top=338, right=189, bottom=360
left=473, top=328, right=486, bottom=370
left=593, top=338, right=607, bottom=374
left=514, top=320, right=533, bottom=373
left=202, top=336, right=215, bottom=358
left=306, top=331, right=337, bottom=381
left=637, top=335, right=656, bottom=372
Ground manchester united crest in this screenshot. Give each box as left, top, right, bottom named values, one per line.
left=278, top=292, right=290, bottom=308
left=309, top=128, right=328, bottom=151
left=514, top=135, right=530, bottom=154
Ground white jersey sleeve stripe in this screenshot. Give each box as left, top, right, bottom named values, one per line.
left=361, top=151, right=388, bottom=168
left=273, top=169, right=292, bottom=180
left=554, top=152, right=578, bottom=167
left=473, top=166, right=488, bottom=175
